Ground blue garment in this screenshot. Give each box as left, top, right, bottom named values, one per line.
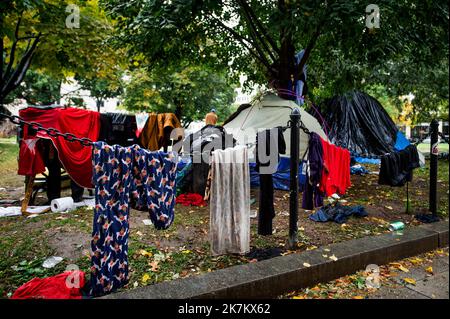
left=350, top=165, right=369, bottom=175
left=90, top=142, right=178, bottom=296
left=309, top=203, right=368, bottom=224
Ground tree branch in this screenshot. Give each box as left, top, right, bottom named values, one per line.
left=3, top=15, right=23, bottom=83
left=236, top=0, right=277, bottom=63
left=210, top=16, right=275, bottom=72
left=238, top=0, right=280, bottom=54
left=3, top=33, right=41, bottom=97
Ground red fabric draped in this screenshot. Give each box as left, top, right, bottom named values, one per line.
left=319, top=138, right=351, bottom=196
left=11, top=271, right=85, bottom=299
left=18, top=107, right=100, bottom=188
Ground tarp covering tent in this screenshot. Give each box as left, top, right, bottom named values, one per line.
left=319, top=91, right=410, bottom=162
left=223, top=94, right=328, bottom=190
left=224, top=93, right=328, bottom=158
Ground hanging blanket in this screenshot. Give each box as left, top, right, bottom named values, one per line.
left=209, top=145, right=250, bottom=256
left=18, top=107, right=100, bottom=188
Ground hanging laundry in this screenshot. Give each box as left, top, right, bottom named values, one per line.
left=209, top=145, right=250, bottom=256
left=255, top=127, right=286, bottom=235
left=105, top=113, right=138, bottom=146
left=139, top=113, right=182, bottom=151
left=11, top=271, right=86, bottom=299
left=90, top=142, right=178, bottom=296
left=302, top=132, right=324, bottom=210
left=378, top=145, right=420, bottom=187
left=176, top=193, right=206, bottom=207
left=319, top=138, right=351, bottom=196
left=18, top=107, right=100, bottom=188
left=135, top=113, right=150, bottom=138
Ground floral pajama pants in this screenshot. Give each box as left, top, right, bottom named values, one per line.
left=90, top=142, right=178, bottom=296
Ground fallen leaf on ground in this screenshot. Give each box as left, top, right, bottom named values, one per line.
left=141, top=273, right=151, bottom=284
left=409, top=258, right=423, bottom=265
left=139, top=249, right=152, bottom=257
left=398, top=265, right=409, bottom=273
left=149, top=261, right=159, bottom=272
left=403, top=278, right=416, bottom=285
left=329, top=255, right=338, bottom=261
left=425, top=266, right=433, bottom=275
left=352, top=296, right=364, bottom=299
left=292, top=295, right=306, bottom=299
left=303, top=262, right=311, bottom=267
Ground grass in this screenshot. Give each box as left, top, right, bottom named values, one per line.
left=0, top=141, right=448, bottom=298
left=417, top=142, right=449, bottom=154
left=0, top=137, right=22, bottom=188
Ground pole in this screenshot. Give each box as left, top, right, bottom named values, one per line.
left=288, top=108, right=300, bottom=249
left=429, top=119, right=439, bottom=217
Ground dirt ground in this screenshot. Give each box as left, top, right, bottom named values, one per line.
left=0, top=139, right=448, bottom=298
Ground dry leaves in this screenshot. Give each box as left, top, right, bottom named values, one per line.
left=403, top=278, right=416, bottom=285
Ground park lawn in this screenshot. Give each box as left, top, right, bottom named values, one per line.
left=417, top=142, right=449, bottom=154
left=0, top=139, right=448, bottom=298
left=0, top=138, right=23, bottom=190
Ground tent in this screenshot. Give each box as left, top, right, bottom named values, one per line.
left=318, top=91, right=411, bottom=164
left=223, top=94, right=328, bottom=190
left=224, top=93, right=328, bottom=158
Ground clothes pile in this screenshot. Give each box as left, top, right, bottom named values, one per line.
left=11, top=271, right=86, bottom=299
left=176, top=193, right=206, bottom=207
left=309, top=203, right=368, bottom=224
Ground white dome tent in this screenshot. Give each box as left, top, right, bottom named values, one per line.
left=224, top=93, right=328, bottom=160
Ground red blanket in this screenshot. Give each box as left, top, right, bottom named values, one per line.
left=18, top=107, right=100, bottom=188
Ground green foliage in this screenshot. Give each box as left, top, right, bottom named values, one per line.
left=7, top=69, right=61, bottom=105
left=1, top=0, right=126, bottom=105
left=122, top=65, right=236, bottom=126
left=75, top=74, right=123, bottom=109
left=68, top=96, right=86, bottom=108
left=101, top=0, right=449, bottom=120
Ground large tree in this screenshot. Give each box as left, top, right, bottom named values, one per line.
left=1, top=0, right=126, bottom=113
left=101, top=0, right=448, bottom=117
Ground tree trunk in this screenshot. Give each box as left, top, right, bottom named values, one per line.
left=174, top=102, right=183, bottom=122
left=274, top=0, right=296, bottom=101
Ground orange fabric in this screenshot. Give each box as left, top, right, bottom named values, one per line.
left=205, top=112, right=218, bottom=125
left=139, top=113, right=182, bottom=151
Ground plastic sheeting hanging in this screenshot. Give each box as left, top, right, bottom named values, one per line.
left=320, top=91, right=399, bottom=157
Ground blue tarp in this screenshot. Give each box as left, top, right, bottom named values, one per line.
left=353, top=131, right=410, bottom=165
left=249, top=157, right=306, bottom=191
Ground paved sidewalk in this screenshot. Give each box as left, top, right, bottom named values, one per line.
left=370, top=252, right=449, bottom=299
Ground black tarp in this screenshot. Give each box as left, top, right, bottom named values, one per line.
left=319, top=91, right=398, bottom=157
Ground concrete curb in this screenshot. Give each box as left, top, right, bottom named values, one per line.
left=102, top=220, right=449, bottom=299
